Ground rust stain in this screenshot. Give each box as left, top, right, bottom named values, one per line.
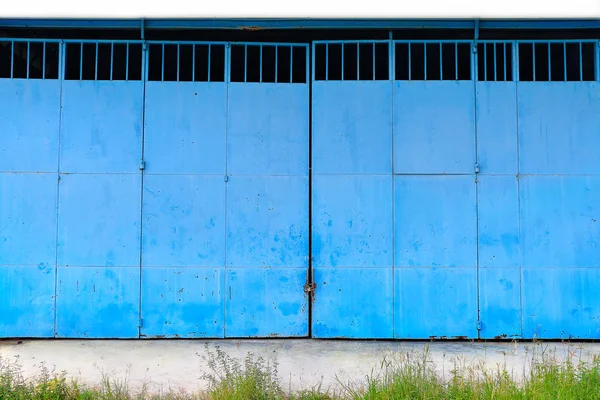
left=494, top=334, right=508, bottom=339
left=240, top=26, right=264, bottom=31
left=454, top=336, right=468, bottom=340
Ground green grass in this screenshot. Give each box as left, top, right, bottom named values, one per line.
left=2, top=344, right=600, bottom=399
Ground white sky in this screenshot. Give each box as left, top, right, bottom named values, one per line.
left=0, top=0, right=599, bottom=19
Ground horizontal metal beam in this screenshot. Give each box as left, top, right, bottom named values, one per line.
left=0, top=18, right=600, bottom=31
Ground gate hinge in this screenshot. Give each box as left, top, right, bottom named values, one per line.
left=139, top=160, right=146, bottom=170
left=138, top=318, right=143, bottom=328
left=474, top=163, right=480, bottom=173
left=476, top=320, right=482, bottom=330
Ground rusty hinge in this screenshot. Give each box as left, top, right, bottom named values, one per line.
left=303, top=269, right=316, bottom=295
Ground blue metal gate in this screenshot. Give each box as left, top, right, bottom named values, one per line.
left=139, top=42, right=310, bottom=338
left=0, top=40, right=61, bottom=337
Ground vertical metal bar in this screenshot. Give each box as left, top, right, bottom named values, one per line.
left=503, top=42, right=507, bottom=81
left=79, top=42, right=83, bottom=80
left=532, top=43, right=536, bottom=82
left=325, top=43, right=329, bottom=81
left=126, top=43, right=130, bottom=81
left=208, top=45, right=212, bottom=82
left=290, top=45, right=293, bottom=83
left=494, top=43, right=498, bottom=81
left=373, top=42, right=376, bottom=80
left=341, top=43, right=344, bottom=80
left=484, top=43, right=487, bottom=81
left=439, top=42, right=442, bottom=80
left=42, top=42, right=46, bottom=79
left=10, top=41, right=14, bottom=79
left=259, top=45, right=263, bottom=83
left=275, top=45, right=278, bottom=83
left=176, top=44, right=180, bottom=82
left=596, top=41, right=600, bottom=81
left=244, top=45, right=247, bottom=83
left=408, top=42, right=411, bottom=80
left=547, top=43, right=551, bottom=81
left=424, top=43, right=427, bottom=80
left=161, top=43, right=164, bottom=82
left=26, top=41, right=30, bottom=79
left=563, top=43, right=567, bottom=81
left=455, top=42, right=458, bottom=80
left=357, top=43, right=360, bottom=79
left=192, top=44, right=196, bottom=82
left=95, top=42, right=98, bottom=80
left=514, top=41, right=519, bottom=82
left=579, top=42, right=583, bottom=81
left=110, top=42, right=114, bottom=80
left=305, top=45, right=309, bottom=83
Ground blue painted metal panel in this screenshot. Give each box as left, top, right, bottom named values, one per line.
left=0, top=81, right=60, bottom=173
left=312, top=82, right=392, bottom=174
left=518, top=83, right=600, bottom=174
left=55, top=266, right=140, bottom=338
left=395, top=267, right=478, bottom=338
left=312, top=268, right=393, bottom=338
left=57, top=174, right=141, bottom=267
left=0, top=174, right=58, bottom=266
left=393, top=82, right=475, bottom=174
left=476, top=83, right=518, bottom=174
left=142, top=175, right=226, bottom=267
left=227, top=84, right=309, bottom=176
left=479, top=268, right=522, bottom=339
left=226, top=176, right=308, bottom=268
left=0, top=265, right=55, bottom=337
left=312, top=175, right=392, bottom=268
left=394, top=175, right=477, bottom=268
left=141, top=267, right=224, bottom=338
left=522, top=268, right=600, bottom=339
left=60, top=81, right=143, bottom=173
left=225, top=268, right=308, bottom=337
left=520, top=176, right=600, bottom=268
left=143, top=82, right=227, bottom=175
left=477, top=175, right=520, bottom=268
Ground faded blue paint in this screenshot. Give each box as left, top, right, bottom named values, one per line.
left=142, top=175, right=226, bottom=267
left=394, top=176, right=477, bottom=268
left=478, top=268, right=522, bottom=339
left=393, top=82, right=475, bottom=174
left=312, top=175, right=392, bottom=268
left=0, top=80, right=61, bottom=173
left=0, top=174, right=58, bottom=266
left=225, top=268, right=308, bottom=337
left=312, top=268, right=393, bottom=338
left=55, top=267, right=140, bottom=338
left=57, top=174, right=141, bottom=268
left=60, top=82, right=143, bottom=173
left=141, top=267, right=224, bottom=338
left=477, top=175, right=520, bottom=268
left=476, top=83, right=518, bottom=174
left=518, top=83, right=600, bottom=174
left=522, top=268, right=600, bottom=339
left=227, top=84, right=309, bottom=175
left=395, top=268, right=478, bottom=338
left=312, top=82, right=392, bottom=174
left=143, top=82, right=227, bottom=175
left=0, top=265, right=56, bottom=337
left=520, top=176, right=600, bottom=268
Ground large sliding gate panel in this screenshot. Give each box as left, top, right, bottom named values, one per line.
left=141, top=42, right=228, bottom=338
left=311, top=41, right=394, bottom=338
left=225, top=43, right=309, bottom=337
left=516, top=40, right=600, bottom=339
left=0, top=40, right=61, bottom=337
left=55, top=41, right=144, bottom=338
left=393, top=41, right=478, bottom=339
